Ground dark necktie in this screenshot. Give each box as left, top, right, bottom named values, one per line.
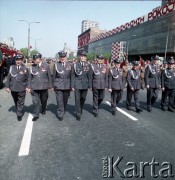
left=99, top=64, right=101, bottom=68
left=62, top=63, right=64, bottom=67
left=17, top=66, right=20, bottom=70
left=81, top=62, right=84, bottom=67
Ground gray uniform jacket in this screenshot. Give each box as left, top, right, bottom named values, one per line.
left=127, top=69, right=141, bottom=90
left=28, top=63, right=52, bottom=90
left=53, top=61, right=72, bottom=90
left=71, top=61, right=91, bottom=89
left=108, top=67, right=125, bottom=90
left=144, top=64, right=161, bottom=88
left=90, top=64, right=108, bottom=89
left=161, top=68, right=175, bottom=89
left=6, top=64, right=28, bottom=92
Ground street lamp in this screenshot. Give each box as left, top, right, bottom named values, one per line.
left=164, top=23, right=175, bottom=60
left=18, top=19, right=40, bottom=58
left=34, top=39, right=41, bottom=50
left=127, top=34, right=136, bottom=60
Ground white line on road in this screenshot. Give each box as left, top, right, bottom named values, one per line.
left=105, top=101, right=138, bottom=121
left=18, top=113, right=34, bottom=156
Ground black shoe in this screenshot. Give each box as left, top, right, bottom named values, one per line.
left=94, top=113, right=98, bottom=117
left=127, top=107, right=131, bottom=111
left=41, top=110, right=46, bottom=115
left=112, top=111, right=116, bottom=115
left=147, top=107, right=152, bottom=112
left=161, top=107, right=166, bottom=111
left=136, top=109, right=143, bottom=113
left=58, top=117, right=63, bottom=121
left=76, top=116, right=81, bottom=121
left=17, top=116, right=22, bottom=121
left=168, top=107, right=174, bottom=112
left=32, top=117, right=39, bottom=121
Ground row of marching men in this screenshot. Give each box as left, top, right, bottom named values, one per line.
left=5, top=50, right=175, bottom=121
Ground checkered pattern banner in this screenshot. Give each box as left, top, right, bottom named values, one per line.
left=111, top=42, right=120, bottom=60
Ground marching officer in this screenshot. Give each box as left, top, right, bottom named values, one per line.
left=90, top=55, right=108, bottom=117
left=126, top=60, right=143, bottom=113
left=71, top=50, right=91, bottom=120
left=27, top=53, right=52, bottom=121
left=144, top=55, right=161, bottom=112
left=161, top=58, right=175, bottom=112
left=6, top=54, right=28, bottom=121
left=53, top=51, right=72, bottom=121
left=108, top=59, right=125, bottom=115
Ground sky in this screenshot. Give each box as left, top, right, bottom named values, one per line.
left=0, top=0, right=161, bottom=57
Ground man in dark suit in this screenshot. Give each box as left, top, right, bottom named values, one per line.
left=71, top=50, right=91, bottom=120
left=90, top=55, right=108, bottom=117
left=108, top=59, right=125, bottom=115
left=27, top=53, right=52, bottom=121
left=144, top=55, right=161, bottom=112
left=126, top=60, right=143, bottom=113
left=161, top=58, right=175, bottom=112
left=6, top=54, right=28, bottom=121
left=53, top=51, right=72, bottom=121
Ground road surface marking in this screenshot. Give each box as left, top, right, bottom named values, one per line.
left=18, top=113, right=34, bottom=156
left=105, top=101, right=138, bottom=121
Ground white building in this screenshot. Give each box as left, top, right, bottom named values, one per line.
left=82, top=20, right=99, bottom=33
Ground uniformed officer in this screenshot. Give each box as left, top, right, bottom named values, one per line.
left=71, top=50, right=91, bottom=120
left=27, top=53, right=52, bottom=121
left=126, top=60, right=143, bottom=113
left=53, top=51, right=72, bottom=121
left=90, top=55, right=108, bottom=117
left=6, top=54, right=28, bottom=121
left=108, top=59, right=125, bottom=115
left=161, top=58, right=175, bottom=112
left=144, top=55, right=161, bottom=112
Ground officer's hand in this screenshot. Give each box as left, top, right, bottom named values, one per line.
left=26, top=88, right=31, bottom=93
left=71, top=88, right=75, bottom=91
left=6, top=88, right=10, bottom=93
left=146, top=85, right=149, bottom=89
left=108, top=89, right=112, bottom=92
left=158, top=85, right=161, bottom=90
left=131, top=87, right=134, bottom=91
left=162, top=87, right=165, bottom=91
left=49, top=88, right=54, bottom=91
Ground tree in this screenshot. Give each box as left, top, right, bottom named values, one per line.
left=87, top=52, right=95, bottom=61
left=20, top=48, right=39, bottom=58
left=30, top=49, right=39, bottom=58
left=20, top=48, right=28, bottom=57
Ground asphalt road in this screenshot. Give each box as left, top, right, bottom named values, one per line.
left=0, top=87, right=175, bottom=180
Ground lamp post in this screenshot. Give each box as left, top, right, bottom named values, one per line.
left=127, top=34, right=136, bottom=60
left=164, top=23, right=175, bottom=60
left=34, top=39, right=41, bottom=50
left=18, top=20, right=40, bottom=58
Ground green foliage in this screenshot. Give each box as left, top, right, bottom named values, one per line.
left=20, top=48, right=28, bottom=57
left=103, top=52, right=111, bottom=60
left=87, top=52, right=95, bottom=61
left=30, top=49, right=39, bottom=58
left=20, top=48, right=39, bottom=58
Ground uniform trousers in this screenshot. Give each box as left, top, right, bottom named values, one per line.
left=75, top=89, right=88, bottom=117
left=147, top=88, right=159, bottom=108
left=161, top=88, right=175, bottom=108
left=31, top=89, right=48, bottom=117
left=55, top=90, right=70, bottom=118
left=111, top=90, right=123, bottom=112
left=92, top=89, right=105, bottom=114
left=126, top=88, right=140, bottom=109
left=11, top=91, right=26, bottom=117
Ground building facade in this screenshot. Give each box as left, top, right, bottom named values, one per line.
left=78, top=2, right=175, bottom=61
left=81, top=20, right=99, bottom=33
